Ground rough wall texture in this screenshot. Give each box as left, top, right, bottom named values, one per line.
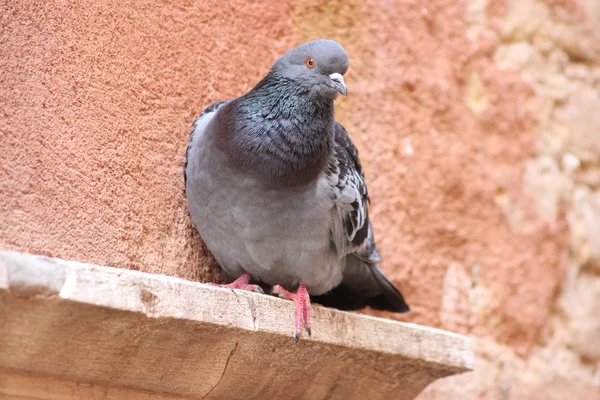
left=419, top=0, right=600, bottom=398
left=1, top=0, right=599, bottom=398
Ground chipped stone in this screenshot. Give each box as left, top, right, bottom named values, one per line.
left=574, top=168, right=600, bottom=189
left=564, top=64, right=593, bottom=83
left=440, top=263, right=475, bottom=333
left=466, top=73, right=488, bottom=114
left=560, top=273, right=600, bottom=360
left=524, top=156, right=571, bottom=222
left=561, top=152, right=581, bottom=174
left=556, top=87, right=600, bottom=162
left=495, top=42, right=537, bottom=70
left=570, top=187, right=600, bottom=264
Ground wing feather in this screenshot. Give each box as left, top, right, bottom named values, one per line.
left=326, top=123, right=381, bottom=263
left=320, top=122, right=409, bottom=313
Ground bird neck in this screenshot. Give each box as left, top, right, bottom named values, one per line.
left=217, top=72, right=335, bottom=188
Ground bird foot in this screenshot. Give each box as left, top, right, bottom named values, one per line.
left=207, top=272, right=264, bottom=294
left=272, top=284, right=311, bottom=342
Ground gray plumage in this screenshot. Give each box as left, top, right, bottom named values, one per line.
left=185, top=39, right=409, bottom=313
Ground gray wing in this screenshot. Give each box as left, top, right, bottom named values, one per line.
left=326, top=122, right=381, bottom=263
left=184, top=101, right=229, bottom=188
left=318, top=122, right=409, bottom=313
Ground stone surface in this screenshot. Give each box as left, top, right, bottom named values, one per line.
left=559, top=272, right=600, bottom=361
left=416, top=0, right=600, bottom=398
left=0, top=251, right=473, bottom=400
left=418, top=338, right=600, bottom=400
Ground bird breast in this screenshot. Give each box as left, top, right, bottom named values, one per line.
left=186, top=113, right=343, bottom=295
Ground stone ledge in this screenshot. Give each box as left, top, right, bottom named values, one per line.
left=0, top=251, right=473, bottom=400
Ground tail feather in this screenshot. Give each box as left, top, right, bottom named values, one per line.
left=311, top=256, right=409, bottom=313
left=367, top=266, right=410, bottom=313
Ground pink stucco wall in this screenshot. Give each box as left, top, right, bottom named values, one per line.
left=3, top=0, right=599, bottom=397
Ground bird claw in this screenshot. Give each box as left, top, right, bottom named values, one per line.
left=206, top=273, right=264, bottom=294
left=272, top=284, right=312, bottom=342
left=225, top=284, right=264, bottom=294
left=271, top=285, right=291, bottom=299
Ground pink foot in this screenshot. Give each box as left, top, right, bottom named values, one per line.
left=272, top=284, right=311, bottom=342
left=207, top=272, right=264, bottom=294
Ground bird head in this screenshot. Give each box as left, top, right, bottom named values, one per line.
left=272, top=39, right=349, bottom=99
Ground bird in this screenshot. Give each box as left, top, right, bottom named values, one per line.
left=184, top=39, right=409, bottom=341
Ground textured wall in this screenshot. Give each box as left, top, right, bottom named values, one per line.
left=419, top=0, right=600, bottom=398
left=1, top=0, right=599, bottom=398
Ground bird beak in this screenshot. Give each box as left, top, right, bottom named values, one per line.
left=329, top=73, right=348, bottom=96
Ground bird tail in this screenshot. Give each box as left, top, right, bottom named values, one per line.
left=311, top=256, right=410, bottom=313
left=365, top=265, right=410, bottom=313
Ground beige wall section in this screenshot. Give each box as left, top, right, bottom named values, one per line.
left=1, top=0, right=599, bottom=398
left=419, top=0, right=600, bottom=398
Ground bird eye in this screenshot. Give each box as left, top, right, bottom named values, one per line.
left=305, top=57, right=316, bottom=69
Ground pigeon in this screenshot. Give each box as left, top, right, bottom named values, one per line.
left=185, top=39, right=409, bottom=341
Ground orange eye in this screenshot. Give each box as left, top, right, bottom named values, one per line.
left=305, top=57, right=316, bottom=69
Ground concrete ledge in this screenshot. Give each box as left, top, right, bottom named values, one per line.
left=0, top=251, right=473, bottom=400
